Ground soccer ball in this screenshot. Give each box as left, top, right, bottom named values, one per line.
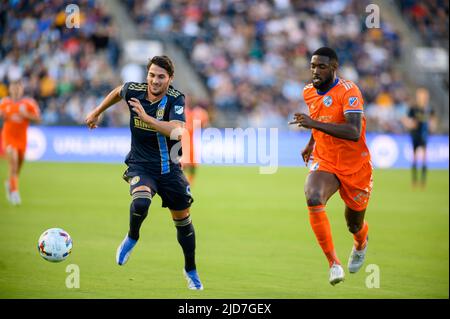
left=37, top=228, right=73, bottom=262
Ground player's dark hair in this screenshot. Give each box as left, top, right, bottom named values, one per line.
left=147, top=55, right=175, bottom=77
left=312, top=47, right=339, bottom=63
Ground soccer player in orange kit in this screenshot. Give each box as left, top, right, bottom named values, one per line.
left=289, top=47, right=372, bottom=285
left=0, top=80, right=41, bottom=205
left=181, top=98, right=209, bottom=185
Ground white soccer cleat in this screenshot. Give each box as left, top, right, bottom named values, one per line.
left=9, top=191, right=21, bottom=206
left=348, top=238, right=368, bottom=274
left=329, top=263, right=345, bottom=286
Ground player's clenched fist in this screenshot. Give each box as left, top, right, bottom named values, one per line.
left=129, top=98, right=152, bottom=123
left=301, top=143, right=314, bottom=166
left=85, top=110, right=100, bottom=129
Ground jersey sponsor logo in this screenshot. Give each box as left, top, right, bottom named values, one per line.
left=10, top=113, right=23, bottom=122
left=323, top=95, right=333, bottom=107
left=130, top=176, right=140, bottom=185
left=349, top=96, right=359, bottom=107
left=317, top=115, right=333, bottom=122
left=133, top=117, right=156, bottom=131
left=174, top=105, right=184, bottom=115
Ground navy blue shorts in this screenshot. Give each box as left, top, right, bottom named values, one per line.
left=411, top=135, right=427, bottom=151
left=122, top=165, right=193, bottom=211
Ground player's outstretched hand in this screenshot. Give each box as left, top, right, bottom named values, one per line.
left=129, top=98, right=152, bottom=123
left=289, top=113, right=315, bottom=129
left=85, top=110, right=100, bottom=129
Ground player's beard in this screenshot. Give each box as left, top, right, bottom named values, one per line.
left=150, top=82, right=169, bottom=97
left=312, top=73, right=334, bottom=92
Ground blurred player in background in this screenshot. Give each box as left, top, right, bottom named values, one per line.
left=181, top=97, right=209, bottom=186
left=290, top=47, right=372, bottom=285
left=403, top=87, right=437, bottom=189
left=0, top=80, right=41, bottom=205
left=85, top=55, right=203, bottom=290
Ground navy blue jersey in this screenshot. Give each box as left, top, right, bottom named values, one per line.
left=408, top=105, right=434, bottom=140
left=120, top=82, right=185, bottom=175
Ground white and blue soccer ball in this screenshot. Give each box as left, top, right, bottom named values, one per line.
left=37, top=228, right=73, bottom=262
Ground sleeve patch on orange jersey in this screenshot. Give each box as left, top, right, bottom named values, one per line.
left=348, top=96, right=359, bottom=107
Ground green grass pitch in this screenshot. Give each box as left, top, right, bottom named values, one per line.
left=0, top=161, right=448, bottom=298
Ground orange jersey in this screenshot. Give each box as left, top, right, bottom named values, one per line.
left=0, top=97, right=40, bottom=151
left=303, top=78, right=370, bottom=175
left=184, top=106, right=209, bottom=133
left=182, top=106, right=209, bottom=164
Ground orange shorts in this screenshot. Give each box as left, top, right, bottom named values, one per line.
left=317, top=161, right=373, bottom=211
left=2, top=145, right=26, bottom=160
left=2, top=136, right=26, bottom=156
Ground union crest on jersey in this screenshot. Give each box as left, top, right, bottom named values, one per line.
left=130, top=176, right=140, bottom=185
left=323, top=95, right=333, bottom=107
left=156, top=108, right=165, bottom=119
left=349, top=96, right=359, bottom=107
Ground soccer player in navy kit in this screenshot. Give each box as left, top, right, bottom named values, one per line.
left=85, top=56, right=203, bottom=290
left=404, top=87, right=436, bottom=189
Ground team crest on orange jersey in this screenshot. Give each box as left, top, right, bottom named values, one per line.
left=323, top=96, right=333, bottom=107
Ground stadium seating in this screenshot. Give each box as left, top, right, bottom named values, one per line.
left=0, top=0, right=125, bottom=126
left=126, top=0, right=410, bottom=131
left=0, top=0, right=448, bottom=133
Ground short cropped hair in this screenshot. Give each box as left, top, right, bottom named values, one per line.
left=147, top=55, right=175, bottom=77
left=312, top=47, right=339, bottom=63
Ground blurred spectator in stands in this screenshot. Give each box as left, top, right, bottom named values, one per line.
left=398, top=0, right=449, bottom=49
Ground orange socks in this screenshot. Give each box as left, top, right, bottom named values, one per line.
left=308, top=205, right=341, bottom=267
left=9, top=176, right=18, bottom=192
left=353, top=221, right=369, bottom=250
